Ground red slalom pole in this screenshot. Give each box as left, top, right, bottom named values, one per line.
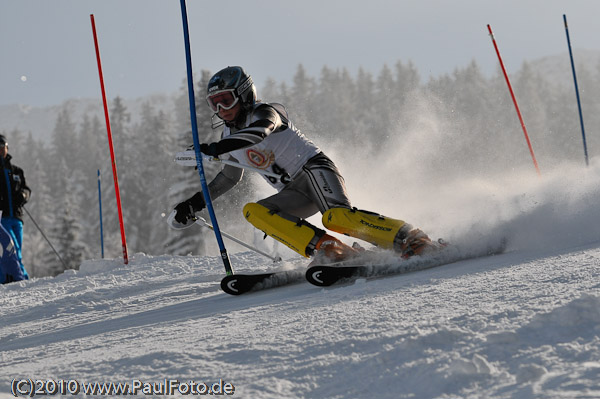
left=90, top=14, right=129, bottom=264
left=487, top=24, right=541, bottom=176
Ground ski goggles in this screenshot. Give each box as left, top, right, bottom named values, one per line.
left=206, top=89, right=239, bottom=112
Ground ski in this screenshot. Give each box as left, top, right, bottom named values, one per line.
left=220, top=269, right=305, bottom=295
left=306, top=243, right=507, bottom=287
left=221, top=241, right=508, bottom=293
left=306, top=263, right=414, bottom=286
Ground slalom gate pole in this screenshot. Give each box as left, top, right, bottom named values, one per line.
left=97, top=169, right=105, bottom=258
left=90, top=14, right=129, bottom=264
left=23, top=207, right=69, bottom=270
left=179, top=0, right=233, bottom=275
left=487, top=24, right=541, bottom=176
left=563, top=14, right=589, bottom=167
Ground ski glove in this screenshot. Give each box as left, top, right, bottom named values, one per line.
left=200, top=142, right=220, bottom=157
left=174, top=192, right=206, bottom=224
left=174, top=202, right=194, bottom=224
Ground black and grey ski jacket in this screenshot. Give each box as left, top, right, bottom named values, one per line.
left=0, top=154, right=31, bottom=221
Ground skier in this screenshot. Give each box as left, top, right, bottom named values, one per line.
left=173, top=66, right=435, bottom=262
left=0, top=135, right=30, bottom=282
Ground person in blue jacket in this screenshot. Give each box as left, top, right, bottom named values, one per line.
left=0, top=135, right=31, bottom=283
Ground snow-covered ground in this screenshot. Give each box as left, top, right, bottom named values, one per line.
left=2, top=161, right=600, bottom=398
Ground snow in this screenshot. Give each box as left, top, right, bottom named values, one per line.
left=2, top=162, right=600, bottom=398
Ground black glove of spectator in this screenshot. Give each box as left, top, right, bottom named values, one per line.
left=173, top=192, right=206, bottom=224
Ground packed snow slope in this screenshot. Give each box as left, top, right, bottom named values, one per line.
left=2, top=160, right=600, bottom=399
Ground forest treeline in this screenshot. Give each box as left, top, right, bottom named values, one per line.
left=4, top=59, right=599, bottom=277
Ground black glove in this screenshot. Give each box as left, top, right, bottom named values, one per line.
left=200, top=142, right=220, bottom=157
left=174, top=201, right=195, bottom=224
left=174, top=192, right=206, bottom=224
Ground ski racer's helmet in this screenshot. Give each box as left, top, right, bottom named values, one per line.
left=206, top=66, right=256, bottom=113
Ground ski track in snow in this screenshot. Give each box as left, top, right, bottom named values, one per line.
left=2, top=164, right=600, bottom=398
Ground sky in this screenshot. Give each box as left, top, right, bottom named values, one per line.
left=1, top=0, right=599, bottom=107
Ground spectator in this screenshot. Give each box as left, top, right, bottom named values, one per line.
left=0, top=134, right=31, bottom=283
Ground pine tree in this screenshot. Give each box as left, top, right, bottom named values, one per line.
left=125, top=103, right=175, bottom=254
left=77, top=114, right=109, bottom=258
left=46, top=159, right=91, bottom=275
left=287, top=64, right=317, bottom=133
left=394, top=60, right=421, bottom=129
left=39, top=107, right=82, bottom=273
left=49, top=107, right=78, bottom=189
left=514, top=61, right=550, bottom=167
left=354, top=67, right=377, bottom=133
left=261, top=77, right=280, bottom=102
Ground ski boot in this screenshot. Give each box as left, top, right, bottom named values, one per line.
left=310, top=234, right=362, bottom=265
left=322, top=207, right=441, bottom=258
left=395, top=225, right=449, bottom=258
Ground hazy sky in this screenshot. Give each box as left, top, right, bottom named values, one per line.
left=2, top=0, right=599, bottom=107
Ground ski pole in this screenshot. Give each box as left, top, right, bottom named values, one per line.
left=175, top=150, right=292, bottom=184
left=195, top=217, right=282, bottom=262
left=23, top=206, right=69, bottom=270
left=166, top=210, right=281, bottom=262
left=179, top=0, right=233, bottom=275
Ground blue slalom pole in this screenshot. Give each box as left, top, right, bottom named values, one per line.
left=179, top=0, right=233, bottom=275
left=563, top=14, right=589, bottom=167
left=97, top=169, right=104, bottom=258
